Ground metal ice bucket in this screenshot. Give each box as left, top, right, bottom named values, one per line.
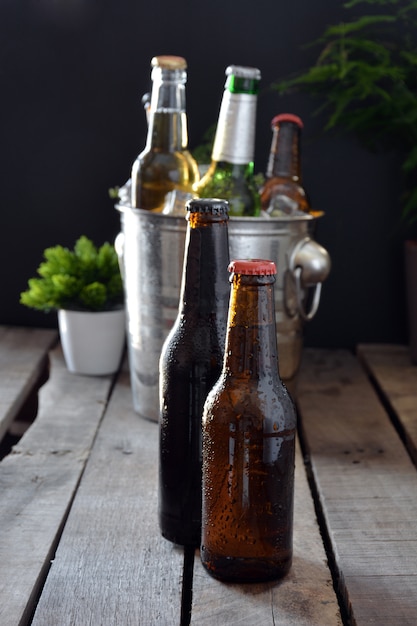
left=116, top=205, right=330, bottom=421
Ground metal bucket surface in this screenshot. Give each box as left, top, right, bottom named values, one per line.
left=117, top=205, right=330, bottom=421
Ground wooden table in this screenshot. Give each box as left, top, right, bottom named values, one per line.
left=1, top=326, right=416, bottom=625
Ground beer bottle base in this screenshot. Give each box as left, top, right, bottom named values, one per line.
left=200, top=546, right=292, bottom=583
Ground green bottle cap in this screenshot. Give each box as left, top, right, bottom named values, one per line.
left=225, top=65, right=261, bottom=95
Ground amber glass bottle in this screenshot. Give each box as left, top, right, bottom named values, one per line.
left=130, top=55, right=200, bottom=213
left=201, top=259, right=296, bottom=582
left=194, top=65, right=261, bottom=217
left=159, top=198, right=230, bottom=546
left=260, top=113, right=314, bottom=216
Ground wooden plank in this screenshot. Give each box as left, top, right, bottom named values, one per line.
left=0, top=345, right=114, bottom=626
left=31, top=362, right=184, bottom=626
left=357, top=343, right=417, bottom=464
left=191, top=438, right=343, bottom=625
left=0, top=326, right=58, bottom=441
left=297, top=348, right=417, bottom=625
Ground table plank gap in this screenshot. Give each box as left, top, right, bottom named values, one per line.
left=0, top=326, right=58, bottom=446
left=297, top=348, right=417, bottom=626
left=0, top=344, right=115, bottom=626
left=31, top=361, right=185, bottom=626
left=296, top=413, right=351, bottom=626
left=181, top=546, right=195, bottom=626
left=357, top=343, right=417, bottom=467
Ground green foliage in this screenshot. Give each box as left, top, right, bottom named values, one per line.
left=191, top=123, right=217, bottom=164
left=20, top=236, right=124, bottom=313
left=272, top=0, right=417, bottom=224
left=108, top=187, right=121, bottom=200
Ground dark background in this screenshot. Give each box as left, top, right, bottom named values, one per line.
left=1, top=0, right=412, bottom=349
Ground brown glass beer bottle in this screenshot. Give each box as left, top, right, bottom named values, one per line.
left=159, top=198, right=230, bottom=546
left=201, top=259, right=297, bottom=582
left=260, top=113, right=315, bottom=216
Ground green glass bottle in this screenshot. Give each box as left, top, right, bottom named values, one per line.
left=194, top=65, right=261, bottom=217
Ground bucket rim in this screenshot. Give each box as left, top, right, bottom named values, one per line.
left=115, top=203, right=324, bottom=223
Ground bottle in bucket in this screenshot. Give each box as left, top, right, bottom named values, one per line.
left=131, top=55, right=200, bottom=214
left=159, top=198, right=230, bottom=546
left=201, top=259, right=296, bottom=582
left=194, top=65, right=262, bottom=217
left=260, top=113, right=312, bottom=217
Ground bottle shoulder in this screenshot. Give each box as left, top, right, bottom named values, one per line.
left=134, top=148, right=199, bottom=173
left=162, top=315, right=225, bottom=351
left=204, top=374, right=296, bottom=427
left=194, top=162, right=260, bottom=217
left=131, top=149, right=200, bottom=210
left=195, top=161, right=253, bottom=183
left=260, top=177, right=310, bottom=214
left=260, top=177, right=307, bottom=198
left=161, top=324, right=225, bottom=375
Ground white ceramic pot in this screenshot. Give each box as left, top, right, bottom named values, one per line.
left=58, top=309, right=126, bottom=375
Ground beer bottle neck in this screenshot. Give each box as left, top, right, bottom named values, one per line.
left=146, top=67, right=189, bottom=151
left=211, top=89, right=257, bottom=166
left=266, top=122, right=302, bottom=182
left=178, top=215, right=230, bottom=319
left=224, top=276, right=280, bottom=381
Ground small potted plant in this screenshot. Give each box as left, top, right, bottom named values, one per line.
left=20, top=235, right=126, bottom=375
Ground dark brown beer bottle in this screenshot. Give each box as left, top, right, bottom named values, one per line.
left=201, top=259, right=297, bottom=582
left=260, top=113, right=317, bottom=216
left=158, top=198, right=230, bottom=546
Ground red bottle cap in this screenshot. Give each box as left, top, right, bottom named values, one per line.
left=228, top=259, right=277, bottom=275
left=271, top=113, right=303, bottom=128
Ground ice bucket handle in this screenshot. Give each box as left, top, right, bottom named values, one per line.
left=114, top=232, right=125, bottom=281
left=293, top=266, right=322, bottom=321
left=288, top=236, right=331, bottom=322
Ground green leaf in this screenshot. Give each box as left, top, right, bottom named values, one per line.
left=79, top=282, right=107, bottom=311
left=97, top=242, right=120, bottom=281
left=38, top=246, right=76, bottom=278
left=107, top=274, right=124, bottom=300
left=108, top=186, right=120, bottom=199
left=20, top=278, right=60, bottom=311
left=74, top=236, right=97, bottom=262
